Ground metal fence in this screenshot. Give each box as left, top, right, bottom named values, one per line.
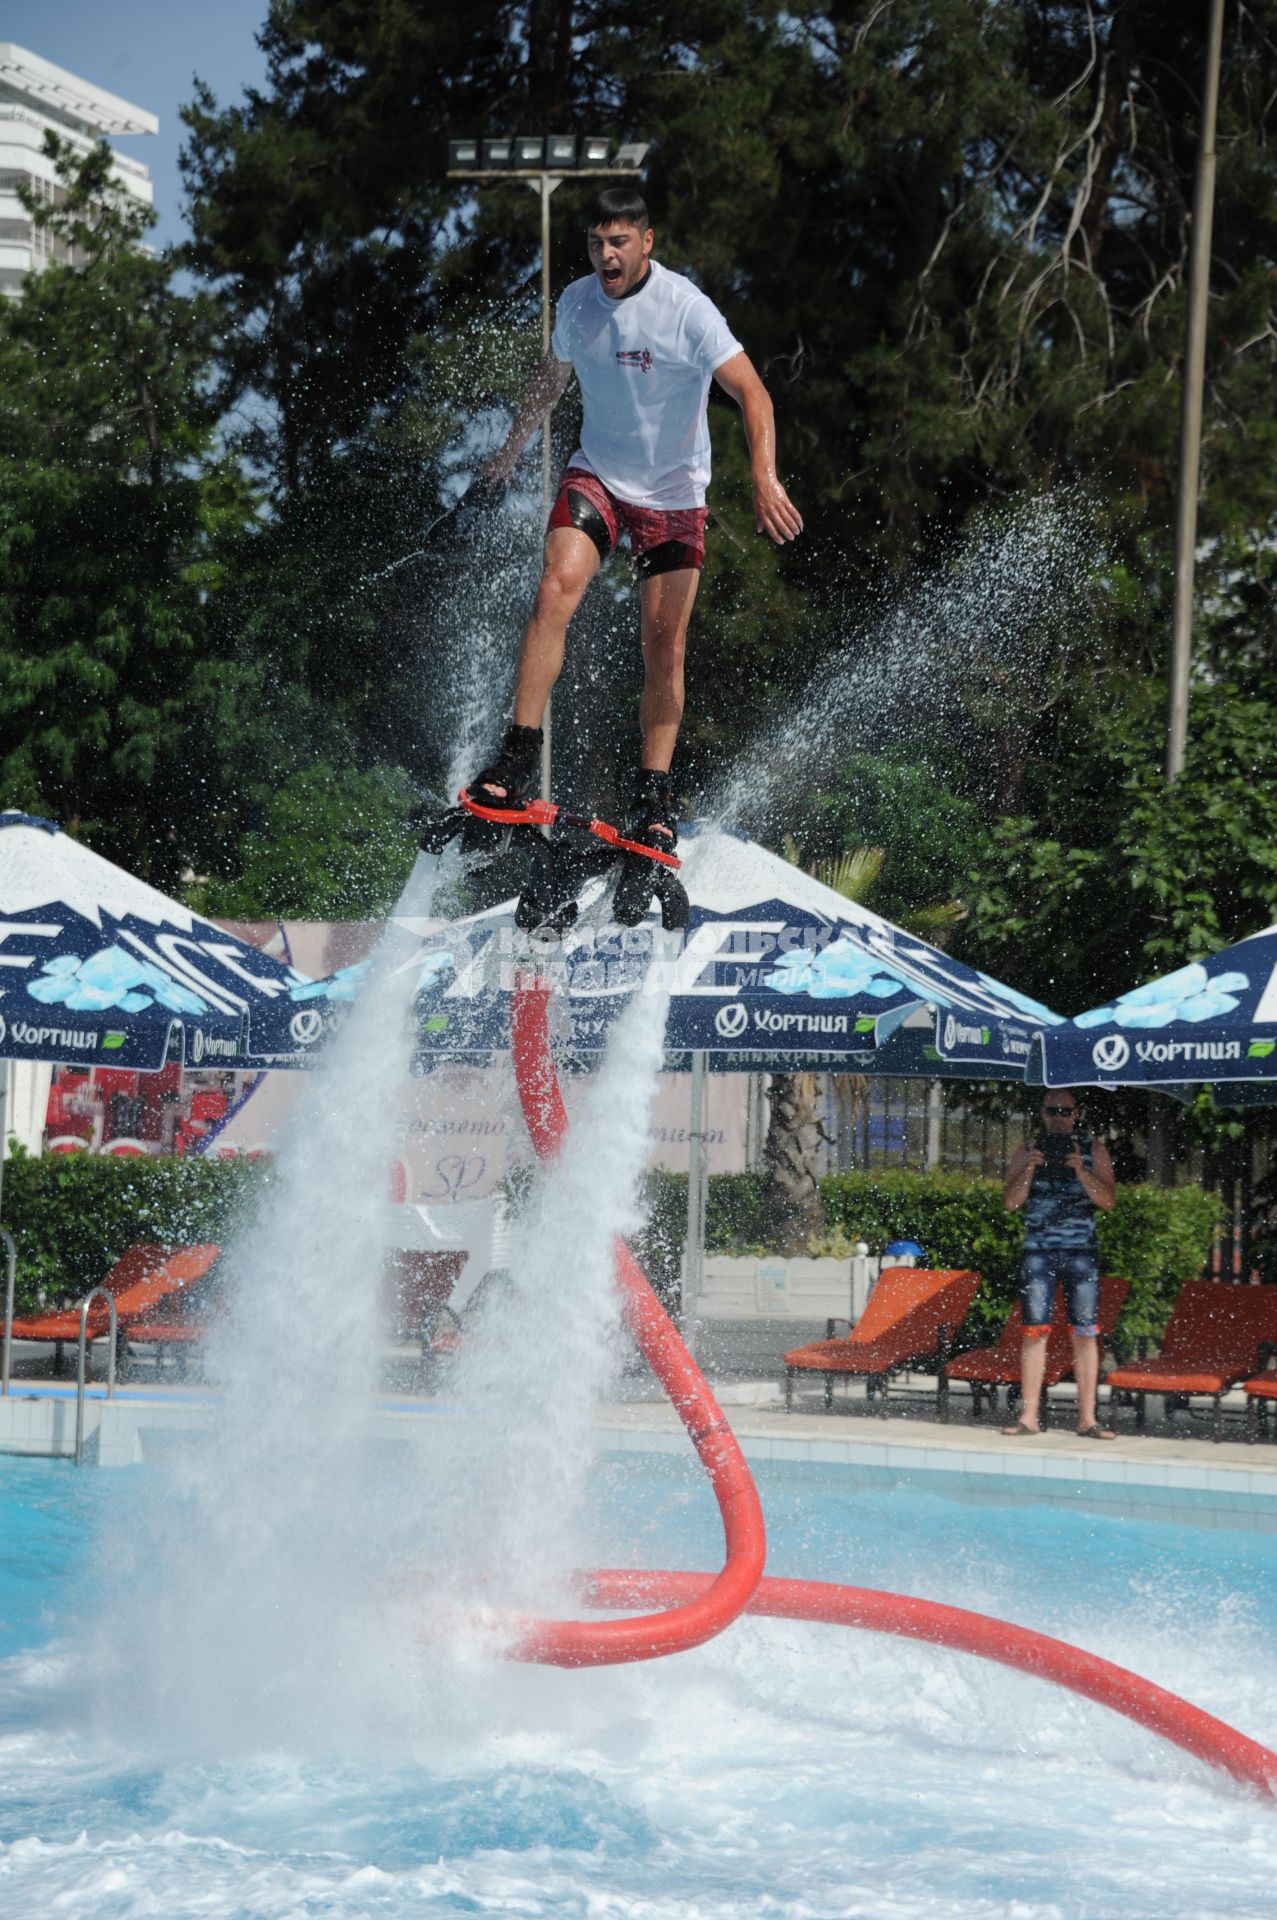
left=814, top=1077, right=1017, bottom=1179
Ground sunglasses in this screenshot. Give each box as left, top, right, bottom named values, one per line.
left=1043, top=1105, right=1076, bottom=1117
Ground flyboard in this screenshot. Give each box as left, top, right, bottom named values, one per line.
left=448, top=955, right=1277, bottom=1796
left=422, top=789, right=689, bottom=936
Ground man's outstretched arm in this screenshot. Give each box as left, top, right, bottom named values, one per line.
left=480, top=352, right=574, bottom=487
left=712, top=352, right=803, bottom=545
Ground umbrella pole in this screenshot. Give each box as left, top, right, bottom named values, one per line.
left=0, top=1063, right=8, bottom=1226
left=681, top=1051, right=707, bottom=1354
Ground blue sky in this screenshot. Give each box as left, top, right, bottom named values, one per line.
left=4, top=0, right=270, bottom=247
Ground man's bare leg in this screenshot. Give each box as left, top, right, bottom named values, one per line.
left=470, top=528, right=599, bottom=804
left=637, top=566, right=700, bottom=775
left=1004, top=1334, right=1048, bottom=1433
left=509, top=527, right=600, bottom=731
left=1070, top=1330, right=1113, bottom=1435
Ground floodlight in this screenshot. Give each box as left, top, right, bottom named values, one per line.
left=482, top=137, right=514, bottom=170
left=580, top=135, right=611, bottom=166
left=448, top=138, right=479, bottom=170
left=613, top=142, right=649, bottom=170
left=547, top=134, right=577, bottom=168
left=514, top=135, right=545, bottom=168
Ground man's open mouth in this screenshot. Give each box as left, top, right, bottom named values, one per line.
left=602, top=265, right=623, bottom=286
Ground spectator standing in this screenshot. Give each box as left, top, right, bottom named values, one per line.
left=1002, top=1091, right=1116, bottom=1438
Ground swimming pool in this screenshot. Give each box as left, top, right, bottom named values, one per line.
left=1, top=1449, right=1274, bottom=1919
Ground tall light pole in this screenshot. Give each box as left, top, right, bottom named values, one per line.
left=1165, top=0, right=1226, bottom=784
left=1149, top=0, right=1226, bottom=1186
left=447, top=135, right=649, bottom=799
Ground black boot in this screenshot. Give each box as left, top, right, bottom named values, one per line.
left=613, top=769, right=689, bottom=930
left=623, top=768, right=678, bottom=852
left=419, top=722, right=543, bottom=856
left=468, top=722, right=543, bottom=810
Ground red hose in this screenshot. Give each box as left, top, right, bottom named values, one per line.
left=509, top=973, right=766, bottom=1666
left=579, top=1571, right=1277, bottom=1798
left=505, top=972, right=1277, bottom=1796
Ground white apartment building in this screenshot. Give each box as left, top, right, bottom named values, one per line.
left=0, top=42, right=156, bottom=295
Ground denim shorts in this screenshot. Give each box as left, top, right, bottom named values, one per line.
left=1018, top=1248, right=1099, bottom=1336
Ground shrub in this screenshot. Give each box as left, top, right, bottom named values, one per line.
left=2, top=1151, right=1221, bottom=1350
left=1092, top=1183, right=1223, bottom=1342
left=0, top=1151, right=270, bottom=1314
left=636, top=1167, right=1221, bottom=1343
left=635, top=1171, right=769, bottom=1302
left=822, top=1169, right=1221, bottom=1342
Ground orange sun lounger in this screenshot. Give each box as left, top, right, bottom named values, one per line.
left=7, top=1243, right=221, bottom=1372
left=126, top=1249, right=472, bottom=1378
left=1242, top=1355, right=1277, bottom=1443
left=946, top=1273, right=1130, bottom=1422
left=784, top=1267, right=981, bottom=1416
left=1105, top=1279, right=1277, bottom=1442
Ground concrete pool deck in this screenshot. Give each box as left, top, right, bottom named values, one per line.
left=2, top=1342, right=1276, bottom=1526
left=595, top=1397, right=1277, bottom=1527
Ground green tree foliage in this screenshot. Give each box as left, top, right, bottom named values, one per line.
left=0, top=136, right=254, bottom=881
left=4, top=0, right=1277, bottom=986
left=789, top=754, right=986, bottom=927
left=179, top=0, right=528, bottom=492
left=177, top=3, right=1277, bottom=821
left=965, top=666, right=1277, bottom=1013
left=182, top=3, right=1277, bottom=567
left=196, top=762, right=419, bottom=919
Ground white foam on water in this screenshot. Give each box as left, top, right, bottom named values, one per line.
left=9, top=481, right=1273, bottom=1914
left=83, top=852, right=674, bottom=1754
left=88, top=853, right=462, bottom=1754
left=389, top=972, right=674, bottom=1630
left=4, top=1571, right=1276, bottom=1920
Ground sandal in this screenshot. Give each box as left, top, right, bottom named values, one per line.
left=1001, top=1421, right=1041, bottom=1437
left=1077, top=1423, right=1117, bottom=1441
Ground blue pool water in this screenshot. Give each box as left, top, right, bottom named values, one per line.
left=1, top=1450, right=1275, bottom=1919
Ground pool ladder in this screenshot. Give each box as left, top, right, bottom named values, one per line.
left=2, top=1240, right=118, bottom=1466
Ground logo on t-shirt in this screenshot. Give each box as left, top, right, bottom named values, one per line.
left=616, top=348, right=653, bottom=373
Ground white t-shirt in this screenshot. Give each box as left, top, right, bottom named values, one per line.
left=550, top=260, right=743, bottom=510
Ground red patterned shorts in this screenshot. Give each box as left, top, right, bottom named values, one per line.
left=547, top=467, right=708, bottom=576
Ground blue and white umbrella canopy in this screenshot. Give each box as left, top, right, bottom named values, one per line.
left=411, top=825, right=1062, bottom=1075
left=1025, top=923, right=1277, bottom=1092
left=0, top=812, right=358, bottom=1071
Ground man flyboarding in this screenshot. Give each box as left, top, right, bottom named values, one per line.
left=429, top=186, right=802, bottom=927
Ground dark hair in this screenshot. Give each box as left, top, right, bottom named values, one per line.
left=587, top=187, right=650, bottom=231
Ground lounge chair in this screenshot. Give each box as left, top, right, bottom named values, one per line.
left=946, top=1273, right=1130, bottom=1423
left=383, top=1250, right=468, bottom=1362
left=125, top=1249, right=471, bottom=1381
left=1242, top=1347, right=1277, bottom=1443
left=7, top=1243, right=221, bottom=1375
left=123, top=1257, right=228, bottom=1375
left=1105, top=1279, right=1277, bottom=1441
left=124, top=1316, right=210, bottom=1375
left=783, top=1267, right=980, bottom=1416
